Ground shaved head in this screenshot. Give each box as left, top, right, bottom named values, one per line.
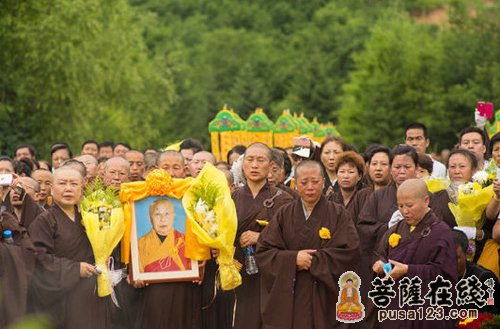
left=157, top=150, right=184, bottom=165
left=397, top=178, right=428, bottom=199
left=193, top=151, right=216, bottom=164
left=105, top=156, right=130, bottom=173
left=189, top=151, right=216, bottom=178
left=397, top=178, right=430, bottom=226
left=245, top=143, right=272, bottom=161
left=295, top=160, right=323, bottom=180
left=20, top=177, right=40, bottom=193
left=103, top=157, right=130, bottom=190
left=75, top=154, right=98, bottom=166
left=53, top=166, right=84, bottom=182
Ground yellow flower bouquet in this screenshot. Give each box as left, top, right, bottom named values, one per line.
left=182, top=163, right=242, bottom=290
left=448, top=171, right=495, bottom=229
left=81, top=179, right=125, bottom=297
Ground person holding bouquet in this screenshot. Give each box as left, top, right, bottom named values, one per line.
left=28, top=167, right=113, bottom=329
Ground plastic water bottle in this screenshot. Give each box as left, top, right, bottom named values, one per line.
left=245, top=245, right=259, bottom=275
left=3, top=230, right=14, bottom=245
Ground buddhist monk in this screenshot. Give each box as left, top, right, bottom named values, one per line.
left=124, top=150, right=145, bottom=182
left=256, top=160, right=361, bottom=328
left=357, top=144, right=419, bottom=328
left=157, top=150, right=186, bottom=178
left=0, top=210, right=36, bottom=327
left=28, top=167, right=113, bottom=329
left=8, top=176, right=44, bottom=229
left=138, top=198, right=190, bottom=272
left=232, top=142, right=294, bottom=329
left=189, top=151, right=216, bottom=178
left=373, top=179, right=457, bottom=329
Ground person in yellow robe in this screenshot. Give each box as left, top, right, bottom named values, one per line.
left=138, top=198, right=191, bottom=272
left=337, top=278, right=362, bottom=313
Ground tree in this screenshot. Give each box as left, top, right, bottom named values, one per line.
left=0, top=0, right=174, bottom=158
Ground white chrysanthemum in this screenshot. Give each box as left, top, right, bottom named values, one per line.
left=472, top=170, right=489, bottom=185
left=195, top=199, right=209, bottom=215
left=231, top=154, right=246, bottom=187
left=459, top=182, right=474, bottom=195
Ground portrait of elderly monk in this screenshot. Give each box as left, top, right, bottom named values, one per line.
left=138, top=198, right=191, bottom=273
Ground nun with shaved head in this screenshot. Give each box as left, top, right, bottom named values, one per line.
left=373, top=179, right=457, bottom=329
left=28, top=167, right=113, bottom=328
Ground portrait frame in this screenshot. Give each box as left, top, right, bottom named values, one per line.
left=129, top=195, right=201, bottom=283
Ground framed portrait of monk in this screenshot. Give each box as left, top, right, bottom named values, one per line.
left=129, top=196, right=200, bottom=283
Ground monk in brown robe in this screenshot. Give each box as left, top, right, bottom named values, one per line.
left=28, top=167, right=113, bottom=329
left=373, top=179, right=457, bottom=329
left=232, top=143, right=294, bottom=329
left=8, top=176, right=44, bottom=229
left=0, top=211, right=36, bottom=327
left=257, top=160, right=361, bottom=329
left=348, top=146, right=392, bottom=223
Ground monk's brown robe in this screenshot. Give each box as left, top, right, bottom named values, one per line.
left=232, top=183, right=294, bottom=329
left=376, top=210, right=457, bottom=329
left=15, top=194, right=44, bottom=229
left=0, top=212, right=36, bottom=327
left=139, top=281, right=201, bottom=329
left=327, top=186, right=366, bottom=219
left=349, top=186, right=375, bottom=224
left=256, top=196, right=361, bottom=329
left=28, top=204, right=113, bottom=329
left=429, top=190, right=457, bottom=228
left=276, top=183, right=299, bottom=200
left=201, top=257, right=234, bottom=329
left=358, top=183, right=454, bottom=259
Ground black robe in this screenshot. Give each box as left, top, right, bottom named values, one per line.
left=232, top=183, right=294, bottom=329
left=28, top=204, right=113, bottom=329
left=256, top=196, right=361, bottom=329
left=376, top=210, right=457, bottom=329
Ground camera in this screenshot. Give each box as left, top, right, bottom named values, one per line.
left=0, top=174, right=13, bottom=186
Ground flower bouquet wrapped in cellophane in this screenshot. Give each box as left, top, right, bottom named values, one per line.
left=448, top=170, right=495, bottom=260
left=448, top=171, right=495, bottom=229
left=182, top=163, right=242, bottom=291
left=425, top=177, right=450, bottom=193
left=80, top=178, right=125, bottom=297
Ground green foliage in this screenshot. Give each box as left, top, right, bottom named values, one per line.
left=0, top=0, right=174, bottom=158
left=2, top=0, right=500, bottom=154
left=338, top=0, right=500, bottom=151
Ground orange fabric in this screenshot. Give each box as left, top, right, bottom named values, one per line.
left=119, top=170, right=193, bottom=264
left=477, top=239, right=500, bottom=281
left=184, top=218, right=211, bottom=261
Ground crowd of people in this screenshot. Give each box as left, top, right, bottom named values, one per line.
left=0, top=121, right=499, bottom=329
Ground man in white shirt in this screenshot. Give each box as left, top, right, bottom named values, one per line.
left=404, top=122, right=447, bottom=178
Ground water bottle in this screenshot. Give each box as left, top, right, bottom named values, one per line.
left=3, top=230, right=14, bottom=245
left=244, top=245, right=259, bottom=275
